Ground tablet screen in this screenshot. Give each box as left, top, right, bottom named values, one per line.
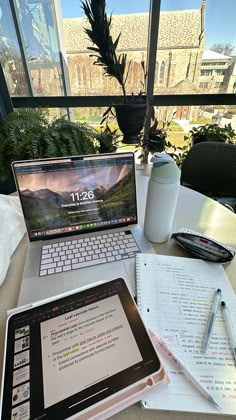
left=1, top=278, right=161, bottom=420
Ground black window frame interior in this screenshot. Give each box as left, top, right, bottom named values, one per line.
left=0, top=0, right=235, bottom=120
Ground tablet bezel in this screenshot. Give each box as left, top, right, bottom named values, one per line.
left=1, top=278, right=162, bottom=420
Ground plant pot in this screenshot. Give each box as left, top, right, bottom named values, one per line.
left=114, top=103, right=146, bottom=144
left=148, top=137, right=165, bottom=153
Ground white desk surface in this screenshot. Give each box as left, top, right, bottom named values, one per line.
left=1, top=169, right=236, bottom=419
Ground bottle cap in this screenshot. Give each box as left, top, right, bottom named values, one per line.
left=151, top=161, right=181, bottom=184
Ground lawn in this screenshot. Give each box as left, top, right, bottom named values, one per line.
left=116, top=131, right=188, bottom=155
left=167, top=132, right=187, bottom=148
left=88, top=118, right=188, bottom=152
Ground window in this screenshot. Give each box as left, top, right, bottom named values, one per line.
left=213, top=62, right=227, bottom=66
left=201, top=69, right=213, bottom=76
left=2, top=0, right=66, bottom=96
left=2, top=0, right=236, bottom=99
left=155, top=61, right=159, bottom=85
left=153, top=104, right=236, bottom=147
left=158, top=0, right=236, bottom=95
left=159, top=61, right=165, bottom=84
left=215, top=69, right=225, bottom=76
left=62, top=0, right=149, bottom=97
left=0, top=0, right=29, bottom=95
left=202, top=61, right=227, bottom=66
left=1, top=0, right=236, bottom=147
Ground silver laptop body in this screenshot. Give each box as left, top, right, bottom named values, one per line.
left=12, top=152, right=154, bottom=305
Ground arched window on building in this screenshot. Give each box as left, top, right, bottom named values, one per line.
left=159, top=61, right=165, bottom=84
left=82, top=65, right=87, bottom=86
left=154, top=61, right=159, bottom=86
left=76, top=64, right=81, bottom=89
left=132, top=62, right=139, bottom=86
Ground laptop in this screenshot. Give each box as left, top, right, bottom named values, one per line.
left=12, top=152, right=154, bottom=306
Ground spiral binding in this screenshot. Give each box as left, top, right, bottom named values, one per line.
left=135, top=254, right=142, bottom=310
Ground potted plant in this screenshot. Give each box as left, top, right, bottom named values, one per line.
left=188, top=123, right=236, bottom=146
left=95, top=124, right=118, bottom=154
left=81, top=0, right=146, bottom=144
left=137, top=116, right=168, bottom=164
left=0, top=108, right=118, bottom=194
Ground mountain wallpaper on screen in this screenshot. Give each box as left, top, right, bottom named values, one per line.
left=97, top=169, right=136, bottom=220
left=20, top=168, right=135, bottom=231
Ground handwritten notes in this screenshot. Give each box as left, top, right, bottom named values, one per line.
left=136, top=254, right=236, bottom=415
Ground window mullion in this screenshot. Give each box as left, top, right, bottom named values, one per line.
left=144, top=0, right=161, bottom=135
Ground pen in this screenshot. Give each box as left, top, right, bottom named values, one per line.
left=221, top=301, right=236, bottom=365
left=202, top=288, right=222, bottom=353
left=149, top=329, right=221, bottom=410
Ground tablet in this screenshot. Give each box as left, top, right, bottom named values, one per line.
left=0, top=278, right=165, bottom=420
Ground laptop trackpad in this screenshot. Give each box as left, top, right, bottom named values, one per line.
left=18, top=260, right=135, bottom=306
left=68, top=260, right=135, bottom=297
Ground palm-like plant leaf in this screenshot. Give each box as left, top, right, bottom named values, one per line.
left=81, top=0, right=128, bottom=100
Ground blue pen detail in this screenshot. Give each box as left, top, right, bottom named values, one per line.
left=202, top=288, right=222, bottom=353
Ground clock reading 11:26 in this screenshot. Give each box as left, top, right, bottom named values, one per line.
left=70, top=191, right=95, bottom=202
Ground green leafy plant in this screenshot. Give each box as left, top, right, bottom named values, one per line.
left=165, top=139, right=191, bottom=168
left=81, top=0, right=147, bottom=144
left=0, top=108, right=116, bottom=194
left=42, top=119, right=97, bottom=157
left=137, top=110, right=178, bottom=164
left=138, top=118, right=167, bottom=163
left=96, top=125, right=118, bottom=154
left=0, top=109, right=48, bottom=185
left=187, top=123, right=236, bottom=146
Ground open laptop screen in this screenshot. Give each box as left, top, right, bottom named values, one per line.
left=12, top=152, right=137, bottom=241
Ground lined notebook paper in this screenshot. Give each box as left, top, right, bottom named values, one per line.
left=136, top=253, right=236, bottom=415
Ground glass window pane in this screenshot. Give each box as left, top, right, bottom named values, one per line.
left=153, top=104, right=236, bottom=151
left=0, top=0, right=29, bottom=95
left=15, top=0, right=65, bottom=96
left=157, top=0, right=236, bottom=95
left=61, top=0, right=150, bottom=96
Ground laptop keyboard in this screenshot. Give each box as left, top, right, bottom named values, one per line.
left=39, top=230, right=140, bottom=277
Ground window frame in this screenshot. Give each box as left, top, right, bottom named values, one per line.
left=3, top=0, right=236, bottom=114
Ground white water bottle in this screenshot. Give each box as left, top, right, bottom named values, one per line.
left=144, top=160, right=181, bottom=243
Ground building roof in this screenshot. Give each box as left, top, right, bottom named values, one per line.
left=202, top=49, right=231, bottom=60
left=63, top=9, right=202, bottom=53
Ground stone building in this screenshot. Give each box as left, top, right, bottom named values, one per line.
left=63, top=1, right=206, bottom=120
left=199, top=49, right=236, bottom=94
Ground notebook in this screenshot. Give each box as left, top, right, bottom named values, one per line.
left=0, top=278, right=168, bottom=420
left=12, top=152, right=154, bottom=305
left=135, top=253, right=236, bottom=416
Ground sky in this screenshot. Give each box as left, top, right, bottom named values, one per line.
left=18, top=166, right=128, bottom=191
left=60, top=0, right=236, bottom=50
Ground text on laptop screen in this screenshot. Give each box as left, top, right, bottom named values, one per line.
left=13, top=153, right=137, bottom=241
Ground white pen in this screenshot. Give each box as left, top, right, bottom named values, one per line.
left=202, top=288, right=222, bottom=353
left=221, top=301, right=236, bottom=365
left=149, top=329, right=221, bottom=410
